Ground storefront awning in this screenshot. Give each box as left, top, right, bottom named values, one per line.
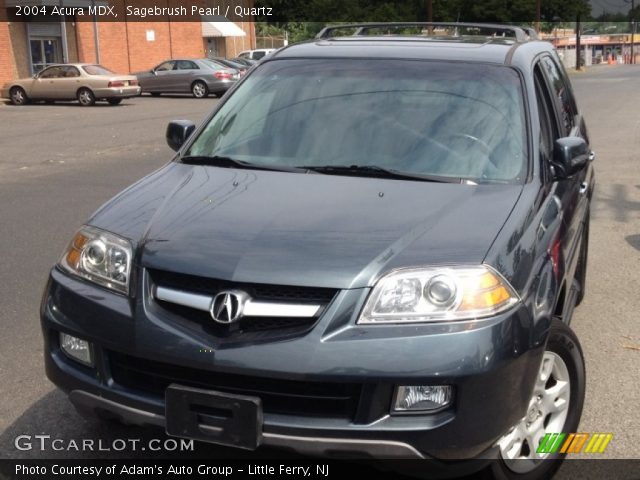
left=202, top=17, right=247, bottom=38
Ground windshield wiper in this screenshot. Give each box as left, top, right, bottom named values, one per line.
left=298, top=165, right=462, bottom=183
left=180, top=155, right=307, bottom=173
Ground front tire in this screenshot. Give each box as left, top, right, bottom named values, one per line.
left=491, top=320, right=586, bottom=480
left=77, top=88, right=95, bottom=106
left=191, top=81, right=208, bottom=98
left=10, top=86, right=28, bottom=105
left=107, top=98, right=123, bottom=105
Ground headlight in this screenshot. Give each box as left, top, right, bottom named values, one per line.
left=358, top=265, right=518, bottom=324
left=59, top=226, right=132, bottom=294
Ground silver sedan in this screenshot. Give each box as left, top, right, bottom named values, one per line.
left=135, top=59, right=240, bottom=98
left=2, top=64, right=140, bottom=106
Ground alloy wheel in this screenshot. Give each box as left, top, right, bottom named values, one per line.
left=192, top=82, right=207, bottom=98
left=78, top=89, right=95, bottom=106
left=11, top=88, right=26, bottom=105
left=497, top=351, right=571, bottom=473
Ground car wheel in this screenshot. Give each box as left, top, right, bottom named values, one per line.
left=77, top=88, right=96, bottom=106
left=107, top=98, right=123, bottom=105
left=9, top=86, right=28, bottom=106
left=191, top=81, right=208, bottom=98
left=490, top=320, right=585, bottom=480
left=574, top=209, right=589, bottom=306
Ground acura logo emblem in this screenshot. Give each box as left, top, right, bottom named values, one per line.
left=210, top=290, right=247, bottom=324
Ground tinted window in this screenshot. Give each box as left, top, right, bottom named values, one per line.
left=155, top=61, right=175, bottom=72
left=176, top=60, right=198, bottom=70
left=534, top=64, right=559, bottom=181
left=82, top=65, right=114, bottom=75
left=541, top=56, right=577, bottom=135
left=187, top=59, right=527, bottom=182
left=252, top=51, right=266, bottom=60
left=215, top=58, right=245, bottom=69
left=202, top=60, right=226, bottom=71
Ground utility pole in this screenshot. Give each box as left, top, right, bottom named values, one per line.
left=576, top=13, right=581, bottom=70
left=631, top=0, right=635, bottom=64
left=536, top=0, right=541, bottom=32
left=427, top=0, right=433, bottom=22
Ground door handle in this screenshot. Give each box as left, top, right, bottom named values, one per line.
left=579, top=182, right=588, bottom=194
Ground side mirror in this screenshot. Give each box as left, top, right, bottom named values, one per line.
left=150, top=69, right=156, bottom=75
left=166, top=120, right=196, bottom=151
left=552, top=137, right=590, bottom=179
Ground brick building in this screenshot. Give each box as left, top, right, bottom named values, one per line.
left=0, top=0, right=257, bottom=84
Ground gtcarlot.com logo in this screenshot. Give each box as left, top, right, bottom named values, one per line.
left=537, top=433, right=613, bottom=455
left=14, top=435, right=194, bottom=452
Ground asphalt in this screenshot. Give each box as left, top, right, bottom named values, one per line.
left=0, top=67, right=638, bottom=473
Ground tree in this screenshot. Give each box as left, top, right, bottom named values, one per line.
left=254, top=0, right=592, bottom=41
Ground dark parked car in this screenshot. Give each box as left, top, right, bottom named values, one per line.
left=42, top=23, right=594, bottom=479
left=230, top=56, right=257, bottom=67
left=208, top=57, right=249, bottom=76
left=135, top=58, right=239, bottom=98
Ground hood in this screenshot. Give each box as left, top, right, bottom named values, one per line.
left=90, top=163, right=522, bottom=289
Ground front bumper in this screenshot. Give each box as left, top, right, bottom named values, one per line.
left=41, top=267, right=546, bottom=461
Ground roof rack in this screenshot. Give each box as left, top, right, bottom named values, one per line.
left=315, top=22, right=533, bottom=43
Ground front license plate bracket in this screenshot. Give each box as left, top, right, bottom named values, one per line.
left=165, top=384, right=262, bottom=450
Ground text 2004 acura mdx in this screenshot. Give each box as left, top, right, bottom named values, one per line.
left=41, top=24, right=595, bottom=479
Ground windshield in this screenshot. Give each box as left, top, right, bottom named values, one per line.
left=186, top=59, right=527, bottom=182
left=82, top=65, right=115, bottom=75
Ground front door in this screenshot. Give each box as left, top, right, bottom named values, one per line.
left=146, top=60, right=176, bottom=92
left=31, top=65, right=65, bottom=99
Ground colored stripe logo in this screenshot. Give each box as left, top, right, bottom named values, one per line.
left=537, top=433, right=612, bottom=454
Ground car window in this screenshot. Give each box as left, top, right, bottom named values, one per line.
left=534, top=63, right=560, bottom=181
left=82, top=65, right=114, bottom=75
left=155, top=61, right=175, bottom=72
left=540, top=56, right=577, bottom=136
left=187, top=59, right=528, bottom=183
left=39, top=67, right=63, bottom=79
left=252, top=51, right=266, bottom=60
left=202, top=60, right=226, bottom=71
left=176, top=60, right=198, bottom=70
left=59, top=66, right=80, bottom=78
left=238, top=52, right=249, bottom=59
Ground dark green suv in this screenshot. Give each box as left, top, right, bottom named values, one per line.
left=41, top=23, right=594, bottom=479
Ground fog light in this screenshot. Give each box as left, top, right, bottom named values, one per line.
left=393, top=385, right=453, bottom=413
left=60, top=333, right=93, bottom=367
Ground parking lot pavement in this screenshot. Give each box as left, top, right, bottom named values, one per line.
left=0, top=95, right=217, bottom=178
left=0, top=67, right=639, bottom=467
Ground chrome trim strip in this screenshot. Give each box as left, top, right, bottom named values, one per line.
left=154, top=286, right=212, bottom=311
left=262, top=433, right=424, bottom=458
left=154, top=286, right=321, bottom=318
left=243, top=301, right=320, bottom=318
